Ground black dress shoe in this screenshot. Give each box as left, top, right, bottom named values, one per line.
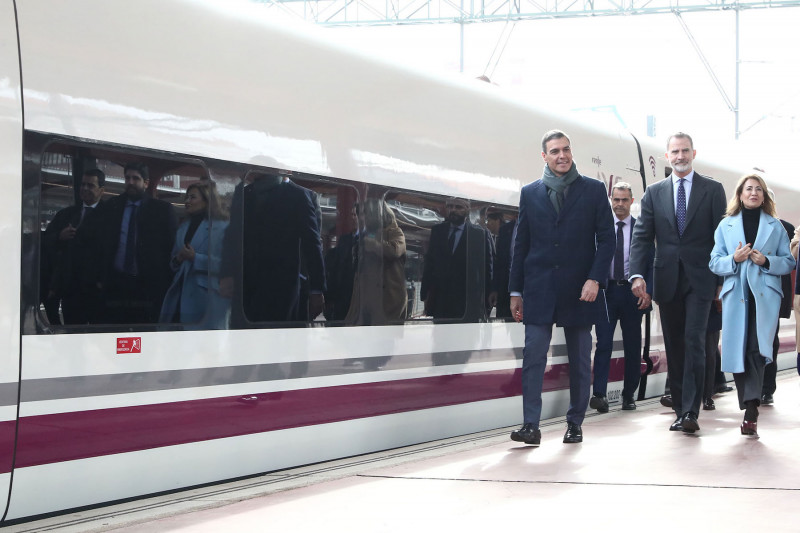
left=563, top=422, right=583, bottom=443
left=669, top=416, right=683, bottom=431
left=660, top=395, right=673, bottom=408
left=621, top=397, right=636, bottom=410
left=589, top=394, right=609, bottom=413
left=681, top=412, right=700, bottom=433
left=761, top=393, right=774, bottom=405
left=702, top=397, right=715, bottom=410
left=715, top=384, right=733, bottom=394
left=510, top=423, right=541, bottom=446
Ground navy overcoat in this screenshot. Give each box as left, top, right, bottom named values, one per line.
left=509, top=174, right=615, bottom=327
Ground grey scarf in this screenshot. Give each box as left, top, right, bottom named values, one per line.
left=542, top=162, right=580, bottom=213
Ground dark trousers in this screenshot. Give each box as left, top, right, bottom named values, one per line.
left=762, top=329, right=780, bottom=395
left=734, top=309, right=766, bottom=410
left=522, top=323, right=592, bottom=427
left=103, top=270, right=159, bottom=324
left=62, top=285, right=104, bottom=325
left=658, top=268, right=713, bottom=417
left=703, top=330, right=720, bottom=400
left=592, top=282, right=643, bottom=400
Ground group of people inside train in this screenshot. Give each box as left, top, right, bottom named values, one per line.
left=42, top=162, right=510, bottom=335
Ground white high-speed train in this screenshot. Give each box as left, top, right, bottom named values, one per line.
left=0, top=0, right=797, bottom=523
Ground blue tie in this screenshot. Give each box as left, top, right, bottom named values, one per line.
left=676, top=178, right=686, bottom=237
left=614, top=221, right=625, bottom=280
left=124, top=203, right=138, bottom=275
left=448, top=227, right=458, bottom=254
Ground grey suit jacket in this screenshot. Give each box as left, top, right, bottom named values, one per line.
left=629, top=172, right=726, bottom=303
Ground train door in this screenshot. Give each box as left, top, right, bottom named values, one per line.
left=0, top=2, right=23, bottom=522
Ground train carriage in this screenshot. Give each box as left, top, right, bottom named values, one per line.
left=0, top=0, right=796, bottom=523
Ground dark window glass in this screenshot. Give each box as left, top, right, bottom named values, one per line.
left=221, top=170, right=356, bottom=328
left=33, top=138, right=207, bottom=331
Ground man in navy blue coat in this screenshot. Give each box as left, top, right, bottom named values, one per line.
left=509, top=130, right=615, bottom=445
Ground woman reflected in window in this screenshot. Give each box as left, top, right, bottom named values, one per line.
left=346, top=200, right=408, bottom=327
left=160, top=180, right=230, bottom=329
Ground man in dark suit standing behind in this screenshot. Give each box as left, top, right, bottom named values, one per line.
left=43, top=168, right=106, bottom=324
left=629, top=132, right=726, bottom=433
left=509, top=130, right=615, bottom=446
left=590, top=181, right=653, bottom=413
left=421, top=197, right=495, bottom=321
left=324, top=205, right=359, bottom=321
left=97, top=162, right=177, bottom=324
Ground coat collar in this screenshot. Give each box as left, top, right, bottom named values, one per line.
left=724, top=210, right=777, bottom=252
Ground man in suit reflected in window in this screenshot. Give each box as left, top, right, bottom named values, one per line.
left=96, top=162, right=177, bottom=324
left=420, top=197, right=495, bottom=322
left=43, top=168, right=106, bottom=324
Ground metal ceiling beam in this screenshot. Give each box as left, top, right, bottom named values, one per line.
left=252, top=0, right=800, bottom=26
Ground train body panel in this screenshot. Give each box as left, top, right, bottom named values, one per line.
left=0, top=0, right=23, bottom=518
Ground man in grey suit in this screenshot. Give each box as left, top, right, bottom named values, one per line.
left=629, top=132, right=726, bottom=433
left=509, top=130, right=615, bottom=445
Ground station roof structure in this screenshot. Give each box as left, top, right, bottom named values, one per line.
left=252, top=0, right=800, bottom=26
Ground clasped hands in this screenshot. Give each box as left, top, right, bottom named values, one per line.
left=734, top=241, right=767, bottom=266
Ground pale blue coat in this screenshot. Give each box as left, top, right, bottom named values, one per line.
left=708, top=211, right=794, bottom=373
left=159, top=219, right=230, bottom=329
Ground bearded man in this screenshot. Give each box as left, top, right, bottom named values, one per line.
left=421, top=197, right=495, bottom=321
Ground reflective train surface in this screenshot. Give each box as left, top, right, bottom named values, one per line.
left=1, top=0, right=798, bottom=523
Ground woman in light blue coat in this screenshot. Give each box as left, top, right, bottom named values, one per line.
left=160, top=181, right=230, bottom=329
left=709, top=174, right=794, bottom=436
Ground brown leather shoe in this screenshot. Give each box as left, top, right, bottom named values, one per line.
left=740, top=420, right=758, bottom=437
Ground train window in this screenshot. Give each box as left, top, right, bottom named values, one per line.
left=482, top=206, right=518, bottom=321
left=33, top=139, right=209, bottom=331
left=328, top=196, right=409, bottom=326
left=390, top=193, right=495, bottom=323
left=221, top=170, right=357, bottom=328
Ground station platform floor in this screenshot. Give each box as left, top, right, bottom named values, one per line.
left=11, top=370, right=800, bottom=533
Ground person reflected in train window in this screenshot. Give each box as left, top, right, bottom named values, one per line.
left=485, top=210, right=503, bottom=241
left=701, top=299, right=723, bottom=411
left=324, top=204, right=360, bottom=321
left=590, top=182, right=653, bottom=413
left=492, top=212, right=516, bottom=319
left=96, top=162, right=178, bottom=324
left=43, top=168, right=106, bottom=324
left=346, top=200, right=408, bottom=326
left=709, top=174, right=794, bottom=437
left=345, top=201, right=407, bottom=370
left=508, top=129, right=615, bottom=446
left=760, top=190, right=794, bottom=406
left=159, top=181, right=230, bottom=329
left=420, top=197, right=495, bottom=321
left=630, top=132, right=726, bottom=434
left=219, top=171, right=325, bottom=325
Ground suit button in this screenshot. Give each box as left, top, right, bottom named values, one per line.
left=554, top=265, right=560, bottom=269
left=554, top=243, right=559, bottom=247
